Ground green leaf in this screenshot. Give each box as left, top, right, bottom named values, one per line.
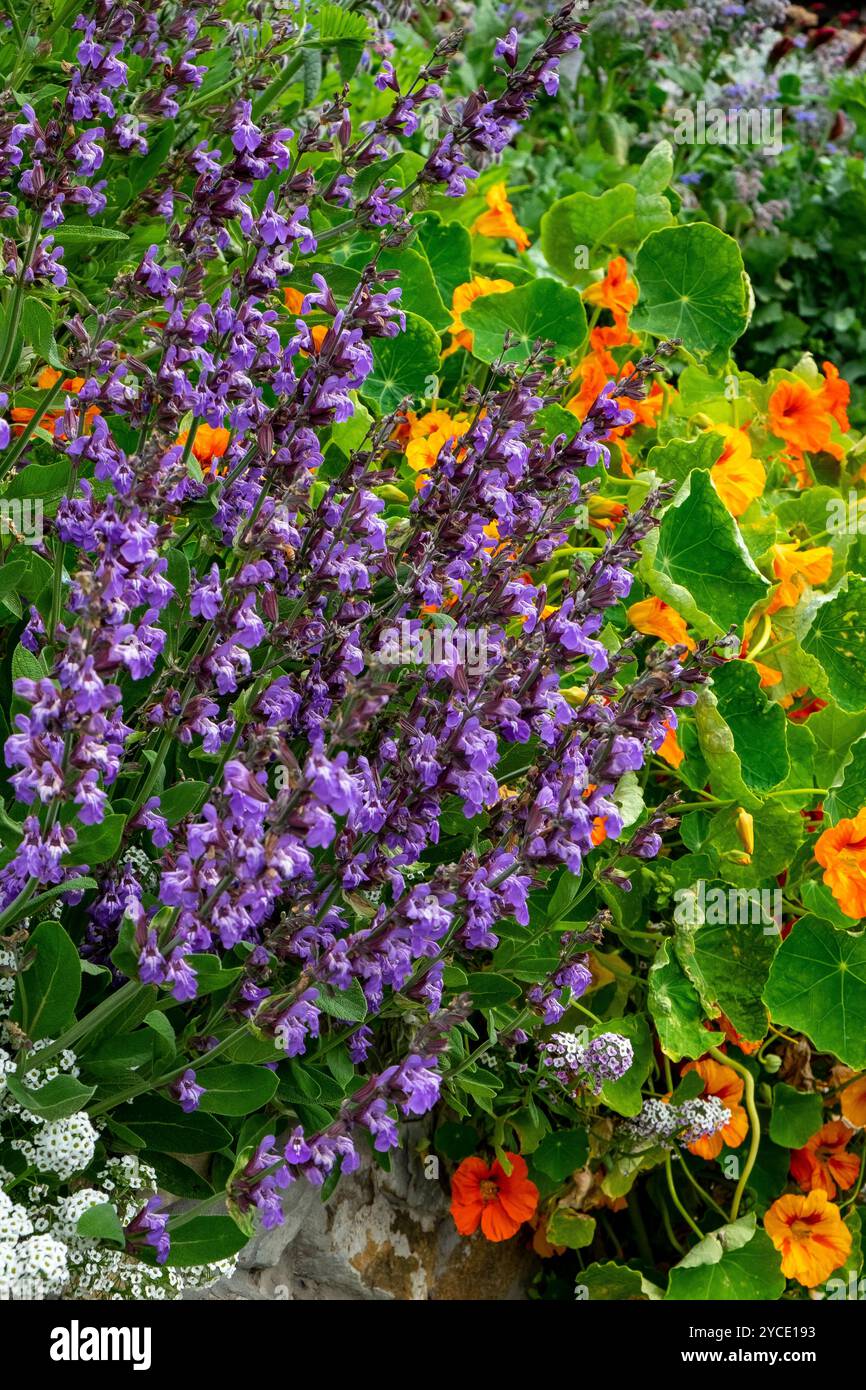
left=684, top=917, right=776, bottom=1042
left=644, top=431, right=724, bottom=488
left=532, top=1129, right=589, bottom=1181
left=361, top=312, right=440, bottom=412
left=315, top=1, right=370, bottom=43
left=314, top=978, right=368, bottom=1022
left=666, top=1215, right=785, bottom=1300
left=81, top=1031, right=155, bottom=1078
left=138, top=1215, right=248, bottom=1268
left=592, top=1013, right=653, bottom=1117
left=462, top=277, right=587, bottom=365
left=185, top=954, right=244, bottom=996
left=4, top=1072, right=95, bottom=1121
left=144, top=1010, right=175, bottom=1053
left=419, top=217, right=472, bottom=305
left=809, top=704, right=866, bottom=789
left=434, top=1121, right=480, bottom=1161
left=540, top=183, right=673, bottom=284
left=648, top=940, right=709, bottom=1061
left=641, top=470, right=768, bottom=636
left=12, top=641, right=47, bottom=681
left=119, top=1096, right=232, bottom=1153
left=802, top=577, right=866, bottom=713
left=826, top=737, right=866, bottom=823
left=579, top=1261, right=663, bottom=1300
left=11, top=919, right=81, bottom=1040
left=632, top=223, right=751, bottom=357
left=546, top=1209, right=596, bottom=1250
left=769, top=1083, right=824, bottom=1148
left=53, top=224, right=129, bottom=244
left=77, top=1202, right=125, bottom=1247
left=467, top=972, right=522, bottom=1007
left=349, top=247, right=449, bottom=332
left=196, top=1063, right=279, bottom=1116
left=763, top=915, right=866, bottom=1068
left=20, top=297, right=63, bottom=368
left=709, top=661, right=789, bottom=793
left=66, top=812, right=126, bottom=865
left=157, top=781, right=208, bottom=824
left=142, top=1153, right=214, bottom=1200
left=704, top=803, right=802, bottom=888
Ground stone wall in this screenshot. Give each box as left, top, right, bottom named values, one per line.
left=189, top=1125, right=536, bottom=1301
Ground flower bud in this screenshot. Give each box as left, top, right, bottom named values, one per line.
left=735, top=808, right=755, bottom=856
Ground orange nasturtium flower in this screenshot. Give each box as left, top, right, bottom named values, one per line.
left=450, top=1152, right=539, bottom=1242
left=284, top=286, right=306, bottom=314
left=471, top=181, right=530, bottom=252
left=768, top=377, right=844, bottom=461
left=709, top=424, right=766, bottom=517
left=814, top=809, right=866, bottom=920
left=840, top=1074, right=866, bottom=1128
left=11, top=366, right=98, bottom=436
left=819, top=360, right=851, bottom=432
left=444, top=276, right=514, bottom=356
left=790, top=1121, right=860, bottom=1200
left=582, top=256, right=638, bottom=326
left=767, top=539, right=833, bottom=613
left=764, top=1190, right=852, bottom=1287
left=177, top=422, right=231, bottom=471
left=627, top=596, right=695, bottom=652
left=404, top=409, right=469, bottom=489
left=656, top=719, right=684, bottom=769
left=682, top=1058, right=749, bottom=1160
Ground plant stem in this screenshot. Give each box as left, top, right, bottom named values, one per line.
left=708, top=1045, right=760, bottom=1221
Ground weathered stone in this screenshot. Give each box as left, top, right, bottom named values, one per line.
left=189, top=1125, right=537, bottom=1301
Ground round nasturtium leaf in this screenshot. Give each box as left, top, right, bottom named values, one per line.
left=461, top=277, right=588, bottom=365
left=666, top=1217, right=786, bottom=1301
left=362, top=311, right=441, bottom=411
left=631, top=223, right=751, bottom=357
left=763, top=915, right=866, bottom=1068
left=802, top=576, right=866, bottom=714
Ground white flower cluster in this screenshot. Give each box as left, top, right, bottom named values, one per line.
left=0, top=949, right=15, bottom=1020
left=1, top=1041, right=98, bottom=1180
left=0, top=1154, right=238, bottom=1301
left=1, top=1040, right=238, bottom=1300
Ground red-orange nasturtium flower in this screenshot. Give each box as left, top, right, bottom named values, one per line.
left=582, top=256, right=638, bottom=325
left=790, top=1121, right=860, bottom=1200
left=768, top=376, right=843, bottom=460
left=450, top=1152, right=539, bottom=1242
left=764, top=1190, right=852, bottom=1287
left=176, top=422, right=231, bottom=472
left=682, top=1058, right=749, bottom=1159
left=814, top=808, right=866, bottom=920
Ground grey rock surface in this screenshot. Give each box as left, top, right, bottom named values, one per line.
left=188, top=1126, right=535, bottom=1301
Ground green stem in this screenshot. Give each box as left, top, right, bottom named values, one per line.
left=665, top=1151, right=704, bottom=1241
left=708, top=1045, right=760, bottom=1221
left=0, top=222, right=41, bottom=384
left=17, top=979, right=141, bottom=1076
left=0, top=374, right=67, bottom=481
